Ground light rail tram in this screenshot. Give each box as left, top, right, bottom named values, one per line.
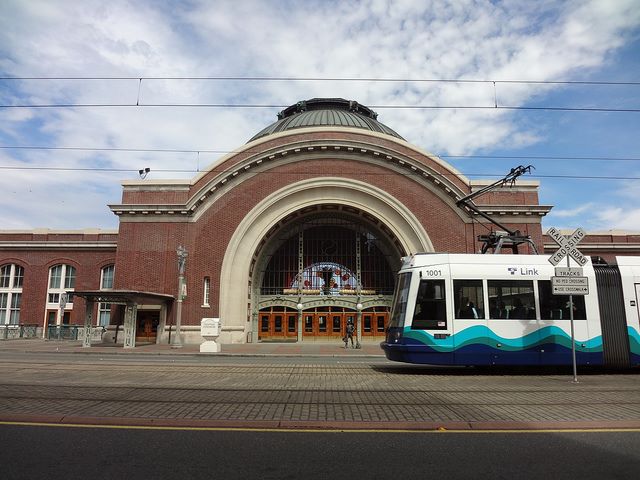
left=380, top=254, right=640, bottom=367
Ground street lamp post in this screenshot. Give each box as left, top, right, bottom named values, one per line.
left=171, top=245, right=188, bottom=348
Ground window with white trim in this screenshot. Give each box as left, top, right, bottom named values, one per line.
left=98, top=265, right=114, bottom=326
left=203, top=277, right=210, bottom=307
left=101, top=265, right=114, bottom=290
left=0, top=264, right=24, bottom=325
left=47, top=264, right=76, bottom=308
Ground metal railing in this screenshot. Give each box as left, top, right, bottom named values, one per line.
left=45, top=325, right=108, bottom=342
left=0, top=324, right=39, bottom=340
left=46, top=325, right=80, bottom=340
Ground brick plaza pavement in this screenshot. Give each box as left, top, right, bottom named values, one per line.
left=1, top=339, right=639, bottom=431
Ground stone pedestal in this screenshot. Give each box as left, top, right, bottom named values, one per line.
left=200, top=317, right=221, bottom=353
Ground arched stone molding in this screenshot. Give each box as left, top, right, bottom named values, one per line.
left=218, top=177, right=433, bottom=341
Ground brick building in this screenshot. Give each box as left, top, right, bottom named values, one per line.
left=1, top=98, right=637, bottom=346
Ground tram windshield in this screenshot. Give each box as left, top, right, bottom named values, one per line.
left=389, top=272, right=411, bottom=328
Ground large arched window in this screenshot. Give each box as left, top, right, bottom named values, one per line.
left=261, top=223, right=395, bottom=296
left=0, top=264, right=23, bottom=325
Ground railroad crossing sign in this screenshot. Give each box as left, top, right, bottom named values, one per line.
left=547, top=227, right=588, bottom=266
left=546, top=227, right=587, bottom=383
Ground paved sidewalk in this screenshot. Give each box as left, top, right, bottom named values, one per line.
left=1, top=338, right=640, bottom=431
left=0, top=338, right=385, bottom=357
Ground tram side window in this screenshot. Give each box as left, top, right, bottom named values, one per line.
left=537, top=280, right=586, bottom=320
left=488, top=280, right=536, bottom=319
left=412, top=279, right=447, bottom=330
left=453, top=280, right=485, bottom=319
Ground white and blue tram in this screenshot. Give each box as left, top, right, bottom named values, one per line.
left=381, top=254, right=640, bottom=367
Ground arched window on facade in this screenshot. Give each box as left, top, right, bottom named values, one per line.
left=46, top=264, right=76, bottom=325
left=99, top=265, right=114, bottom=326
left=0, top=264, right=24, bottom=325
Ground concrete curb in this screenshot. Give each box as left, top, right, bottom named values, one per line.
left=0, top=348, right=386, bottom=358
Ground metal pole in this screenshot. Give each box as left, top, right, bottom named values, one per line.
left=171, top=277, right=183, bottom=348
left=171, top=245, right=187, bottom=349
left=568, top=254, right=578, bottom=383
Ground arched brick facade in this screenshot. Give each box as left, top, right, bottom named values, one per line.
left=5, top=105, right=632, bottom=345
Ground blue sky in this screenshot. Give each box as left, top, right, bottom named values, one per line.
left=0, top=0, right=639, bottom=232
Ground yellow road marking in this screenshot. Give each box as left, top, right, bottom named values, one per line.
left=1, top=421, right=640, bottom=434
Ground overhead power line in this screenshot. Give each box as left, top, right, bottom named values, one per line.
left=0, top=164, right=638, bottom=181
left=1, top=145, right=639, bottom=162
left=1, top=75, right=639, bottom=86
left=1, top=103, right=638, bottom=112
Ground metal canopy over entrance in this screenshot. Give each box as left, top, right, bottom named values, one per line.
left=73, top=290, right=174, bottom=349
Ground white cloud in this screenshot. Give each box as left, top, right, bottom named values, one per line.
left=0, top=0, right=638, bottom=228
left=550, top=203, right=597, bottom=219
left=592, top=207, right=640, bottom=231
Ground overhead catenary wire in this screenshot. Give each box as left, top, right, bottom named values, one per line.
left=1, top=145, right=639, bottom=162
left=0, top=164, right=638, bottom=181
left=1, top=103, right=638, bottom=112
left=1, top=75, right=639, bottom=86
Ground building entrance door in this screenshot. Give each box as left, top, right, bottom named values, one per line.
left=259, top=308, right=297, bottom=341
left=302, top=307, right=354, bottom=340
left=136, top=310, right=159, bottom=343
left=361, top=308, right=389, bottom=338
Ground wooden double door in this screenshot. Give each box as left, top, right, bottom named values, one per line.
left=259, top=309, right=298, bottom=340
left=259, top=307, right=390, bottom=341
left=302, top=309, right=356, bottom=340
left=360, top=309, right=389, bottom=337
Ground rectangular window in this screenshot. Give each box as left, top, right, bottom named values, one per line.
left=13, top=266, right=23, bottom=288
left=49, top=265, right=62, bottom=288
left=305, top=315, right=313, bottom=333
left=364, top=315, right=372, bottom=332
left=64, top=266, right=76, bottom=289
left=332, top=315, right=341, bottom=332
left=453, top=280, right=485, bottom=319
left=318, top=315, right=327, bottom=332
left=288, top=315, right=296, bottom=333
left=0, top=293, right=7, bottom=324
left=48, top=293, right=60, bottom=304
left=9, top=293, right=21, bottom=324
left=538, top=280, right=586, bottom=320
left=411, top=279, right=447, bottom=330
left=274, top=315, right=282, bottom=332
left=98, top=303, right=111, bottom=326
left=101, top=265, right=114, bottom=289
left=0, top=265, right=10, bottom=288
left=377, top=315, right=385, bottom=332
left=203, top=277, right=210, bottom=306
left=488, top=280, right=536, bottom=319
left=261, top=315, right=269, bottom=333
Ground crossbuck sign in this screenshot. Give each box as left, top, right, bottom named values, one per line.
left=547, top=227, right=587, bottom=267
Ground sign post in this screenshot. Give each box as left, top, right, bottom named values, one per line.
left=547, top=227, right=587, bottom=383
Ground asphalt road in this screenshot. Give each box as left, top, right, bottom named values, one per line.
left=1, top=424, right=639, bottom=480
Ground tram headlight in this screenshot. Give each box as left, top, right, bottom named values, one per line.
left=386, top=328, right=403, bottom=344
